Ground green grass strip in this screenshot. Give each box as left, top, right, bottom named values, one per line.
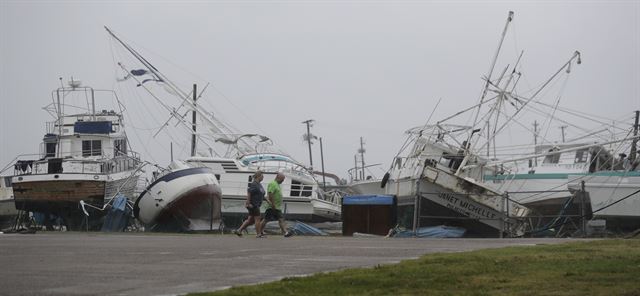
left=191, top=239, right=640, bottom=296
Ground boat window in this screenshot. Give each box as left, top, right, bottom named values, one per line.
left=543, top=148, right=560, bottom=164
left=574, top=149, right=589, bottom=163
left=290, top=180, right=302, bottom=197
left=3, top=177, right=11, bottom=188
left=114, top=139, right=127, bottom=156
left=301, top=185, right=313, bottom=197
left=45, top=142, right=56, bottom=158
left=82, top=140, right=102, bottom=157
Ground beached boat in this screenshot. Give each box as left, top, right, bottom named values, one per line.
left=11, top=80, right=142, bottom=230
left=381, top=125, right=531, bottom=237
left=567, top=171, right=640, bottom=231
left=358, top=11, right=597, bottom=237
left=187, top=153, right=341, bottom=223
left=134, top=161, right=222, bottom=232
left=105, top=27, right=341, bottom=225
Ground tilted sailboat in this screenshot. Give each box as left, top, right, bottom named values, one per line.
left=105, top=27, right=340, bottom=228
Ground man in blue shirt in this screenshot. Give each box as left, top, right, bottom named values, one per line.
left=234, top=171, right=266, bottom=238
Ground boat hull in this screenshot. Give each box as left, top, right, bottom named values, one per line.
left=0, top=199, right=17, bottom=230
left=569, top=174, right=640, bottom=231
left=13, top=177, right=106, bottom=230
left=386, top=166, right=530, bottom=237
left=219, top=195, right=314, bottom=221
left=134, top=167, right=222, bottom=232
left=12, top=171, right=140, bottom=230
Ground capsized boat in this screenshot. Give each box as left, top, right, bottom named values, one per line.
left=134, top=161, right=222, bottom=232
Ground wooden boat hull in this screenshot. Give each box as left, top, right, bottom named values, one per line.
left=13, top=178, right=105, bottom=230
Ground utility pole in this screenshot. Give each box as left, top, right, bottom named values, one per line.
left=191, top=84, right=197, bottom=157
left=319, top=137, right=326, bottom=190
left=358, top=137, right=366, bottom=180
left=533, top=120, right=539, bottom=166
left=302, top=119, right=315, bottom=169
left=559, top=125, right=568, bottom=143
left=630, top=111, right=639, bottom=162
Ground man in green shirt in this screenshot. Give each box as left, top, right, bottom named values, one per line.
left=261, top=172, right=293, bottom=237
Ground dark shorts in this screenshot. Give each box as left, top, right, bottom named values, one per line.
left=264, top=208, right=283, bottom=221
left=246, top=205, right=261, bottom=217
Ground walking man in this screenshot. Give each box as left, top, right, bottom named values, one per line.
left=260, top=172, right=293, bottom=237
left=234, top=171, right=265, bottom=238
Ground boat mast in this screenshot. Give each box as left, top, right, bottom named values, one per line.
left=191, top=84, right=197, bottom=157
left=104, top=27, right=233, bottom=145
left=55, top=84, right=63, bottom=158
left=455, top=11, right=513, bottom=176
left=359, top=137, right=366, bottom=180
left=631, top=110, right=639, bottom=162
left=469, top=11, right=514, bottom=141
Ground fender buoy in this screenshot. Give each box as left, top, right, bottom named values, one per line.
left=380, top=172, right=390, bottom=188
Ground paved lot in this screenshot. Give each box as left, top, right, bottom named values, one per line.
left=0, top=232, right=583, bottom=295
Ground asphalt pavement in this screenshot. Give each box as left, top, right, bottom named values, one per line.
left=0, top=232, right=583, bottom=295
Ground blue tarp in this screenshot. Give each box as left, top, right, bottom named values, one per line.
left=101, top=195, right=130, bottom=232
left=290, top=221, right=328, bottom=236
left=342, top=195, right=395, bottom=205
left=74, top=121, right=112, bottom=134
left=392, top=225, right=466, bottom=238
left=111, top=194, right=127, bottom=211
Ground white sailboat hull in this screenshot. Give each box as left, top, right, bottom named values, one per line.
left=134, top=167, right=222, bottom=231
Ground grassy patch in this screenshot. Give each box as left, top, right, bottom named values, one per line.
left=191, top=239, right=640, bottom=296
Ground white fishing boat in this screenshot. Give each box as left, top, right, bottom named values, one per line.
left=186, top=153, right=340, bottom=222
left=105, top=27, right=341, bottom=225
left=484, top=143, right=614, bottom=205
left=11, top=80, right=142, bottom=230
left=567, top=171, right=640, bottom=231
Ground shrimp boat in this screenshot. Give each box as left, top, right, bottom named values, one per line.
left=105, top=27, right=341, bottom=227
left=11, top=80, right=142, bottom=230
left=365, top=11, right=603, bottom=237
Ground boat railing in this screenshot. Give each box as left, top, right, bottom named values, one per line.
left=245, top=160, right=314, bottom=179
left=218, top=178, right=317, bottom=199
left=14, top=156, right=141, bottom=176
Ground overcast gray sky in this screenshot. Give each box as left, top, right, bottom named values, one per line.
left=1, top=0, right=639, bottom=180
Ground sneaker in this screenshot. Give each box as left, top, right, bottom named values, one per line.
left=233, top=229, right=242, bottom=237
left=284, top=232, right=293, bottom=238
left=256, top=234, right=266, bottom=238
